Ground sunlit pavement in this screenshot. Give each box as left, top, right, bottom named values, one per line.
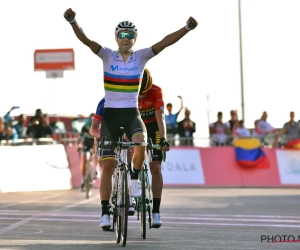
left=1, top=188, right=300, bottom=249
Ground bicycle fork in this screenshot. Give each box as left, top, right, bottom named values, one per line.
left=121, top=149, right=133, bottom=208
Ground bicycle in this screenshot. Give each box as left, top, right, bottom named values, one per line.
left=98, top=127, right=148, bottom=247
left=134, top=138, right=166, bottom=239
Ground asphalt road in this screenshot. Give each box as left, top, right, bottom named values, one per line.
left=1, top=188, right=300, bottom=250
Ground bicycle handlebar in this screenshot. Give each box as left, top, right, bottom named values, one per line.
left=103, top=141, right=148, bottom=147
left=98, top=136, right=166, bottom=162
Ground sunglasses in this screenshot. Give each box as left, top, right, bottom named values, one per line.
left=117, top=32, right=135, bottom=40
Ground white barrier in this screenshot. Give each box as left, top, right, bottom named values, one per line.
left=276, top=150, right=300, bottom=185
left=0, top=144, right=72, bottom=193
left=146, top=148, right=204, bottom=186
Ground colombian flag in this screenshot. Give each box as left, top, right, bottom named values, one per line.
left=284, top=139, right=300, bottom=149
left=234, top=138, right=270, bottom=169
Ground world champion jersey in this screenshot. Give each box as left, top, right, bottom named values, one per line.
left=138, top=84, right=164, bottom=124
left=94, top=85, right=164, bottom=124
left=96, top=46, right=157, bottom=108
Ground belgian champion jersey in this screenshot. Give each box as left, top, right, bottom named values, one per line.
left=138, top=84, right=164, bottom=124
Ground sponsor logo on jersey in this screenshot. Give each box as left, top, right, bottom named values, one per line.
left=140, top=107, right=155, bottom=119
left=110, top=65, right=119, bottom=71
left=110, top=65, right=138, bottom=72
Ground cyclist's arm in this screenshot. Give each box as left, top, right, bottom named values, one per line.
left=153, top=86, right=167, bottom=139
left=90, top=98, right=105, bottom=138
left=70, top=22, right=101, bottom=54
left=152, top=27, right=189, bottom=54
left=155, top=110, right=167, bottom=139
left=152, top=17, right=197, bottom=54
left=90, top=116, right=102, bottom=138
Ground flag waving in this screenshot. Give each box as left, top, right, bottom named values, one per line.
left=284, top=139, right=300, bottom=149
left=234, top=138, right=270, bottom=169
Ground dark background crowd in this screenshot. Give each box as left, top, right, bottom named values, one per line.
left=0, top=107, right=55, bottom=141
left=2, top=99, right=299, bottom=148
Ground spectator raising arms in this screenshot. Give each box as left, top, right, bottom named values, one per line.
left=165, top=96, right=183, bottom=144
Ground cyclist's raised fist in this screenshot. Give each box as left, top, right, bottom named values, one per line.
left=186, top=17, right=198, bottom=31
left=64, top=8, right=76, bottom=23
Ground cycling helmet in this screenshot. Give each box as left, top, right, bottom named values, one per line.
left=115, top=21, right=138, bottom=37
left=139, top=69, right=153, bottom=94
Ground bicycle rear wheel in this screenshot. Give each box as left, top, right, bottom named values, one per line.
left=85, top=161, right=92, bottom=199
left=141, top=167, right=146, bottom=239
left=146, top=173, right=152, bottom=229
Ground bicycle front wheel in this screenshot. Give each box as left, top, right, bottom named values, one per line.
left=120, top=167, right=129, bottom=246
left=141, top=167, right=146, bottom=239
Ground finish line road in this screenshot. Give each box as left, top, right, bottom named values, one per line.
left=1, top=188, right=300, bottom=250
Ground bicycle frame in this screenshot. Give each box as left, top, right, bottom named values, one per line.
left=98, top=127, right=148, bottom=246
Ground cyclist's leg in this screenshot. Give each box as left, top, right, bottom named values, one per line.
left=147, top=121, right=163, bottom=227
left=125, top=111, right=147, bottom=198
left=99, top=158, right=115, bottom=228
left=149, top=161, right=163, bottom=227
left=98, top=115, right=118, bottom=228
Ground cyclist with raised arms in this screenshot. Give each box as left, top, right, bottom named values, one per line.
left=90, top=69, right=169, bottom=228
left=63, top=8, right=198, bottom=229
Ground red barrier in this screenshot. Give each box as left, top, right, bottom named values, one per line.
left=65, top=146, right=287, bottom=188
left=200, top=147, right=280, bottom=187
left=200, top=147, right=244, bottom=186
left=65, top=146, right=100, bottom=188
left=65, top=146, right=81, bottom=188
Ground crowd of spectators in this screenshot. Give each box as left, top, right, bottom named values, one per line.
left=2, top=105, right=299, bottom=148
left=209, top=110, right=300, bottom=147
left=0, top=107, right=55, bottom=141
left=165, top=96, right=196, bottom=146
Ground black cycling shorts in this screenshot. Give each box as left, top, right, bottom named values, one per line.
left=99, top=108, right=146, bottom=159
left=146, top=121, right=163, bottom=162
left=83, top=137, right=94, bottom=154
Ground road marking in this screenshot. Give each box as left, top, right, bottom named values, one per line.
left=1, top=212, right=300, bottom=224
left=1, top=214, right=300, bottom=228
left=0, top=195, right=100, bottom=236
left=0, top=194, right=61, bottom=209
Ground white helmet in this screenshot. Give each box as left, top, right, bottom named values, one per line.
left=115, top=21, right=138, bottom=37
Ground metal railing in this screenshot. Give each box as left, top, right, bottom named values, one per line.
left=1, top=132, right=298, bottom=148
left=0, top=138, right=57, bottom=146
